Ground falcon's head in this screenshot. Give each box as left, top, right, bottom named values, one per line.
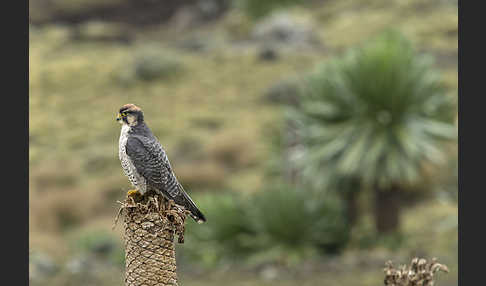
left=116, top=104, right=144, bottom=126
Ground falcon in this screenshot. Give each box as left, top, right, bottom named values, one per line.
left=116, top=103, right=206, bottom=223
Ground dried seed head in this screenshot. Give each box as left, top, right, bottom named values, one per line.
left=382, top=257, right=449, bottom=286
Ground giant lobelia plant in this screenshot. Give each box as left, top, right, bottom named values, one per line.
left=287, top=31, right=456, bottom=233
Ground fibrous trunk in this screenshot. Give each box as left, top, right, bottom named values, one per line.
left=119, top=192, right=188, bottom=286
left=345, top=188, right=359, bottom=227
left=374, top=185, right=402, bottom=234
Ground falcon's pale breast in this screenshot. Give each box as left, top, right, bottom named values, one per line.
left=119, top=124, right=147, bottom=193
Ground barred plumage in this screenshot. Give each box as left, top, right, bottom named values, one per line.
left=117, top=104, right=206, bottom=223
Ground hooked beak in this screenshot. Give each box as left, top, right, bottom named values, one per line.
left=116, top=113, right=122, bottom=122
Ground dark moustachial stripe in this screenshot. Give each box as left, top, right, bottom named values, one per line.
left=121, top=118, right=206, bottom=223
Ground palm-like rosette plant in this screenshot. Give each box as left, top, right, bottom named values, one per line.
left=288, top=31, right=456, bottom=233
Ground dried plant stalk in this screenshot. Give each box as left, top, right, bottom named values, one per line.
left=116, top=192, right=190, bottom=286
left=384, top=257, right=449, bottom=286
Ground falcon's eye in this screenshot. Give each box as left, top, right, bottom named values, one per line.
left=121, top=112, right=128, bottom=117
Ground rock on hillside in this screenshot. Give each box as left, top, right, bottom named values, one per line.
left=251, top=12, right=323, bottom=51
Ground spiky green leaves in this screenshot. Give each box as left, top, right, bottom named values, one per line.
left=289, top=31, right=456, bottom=189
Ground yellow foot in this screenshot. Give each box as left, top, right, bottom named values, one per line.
left=127, top=189, right=140, bottom=197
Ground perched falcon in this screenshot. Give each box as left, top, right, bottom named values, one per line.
left=116, top=103, right=206, bottom=223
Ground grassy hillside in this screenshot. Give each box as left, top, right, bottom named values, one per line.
left=29, top=0, right=457, bottom=285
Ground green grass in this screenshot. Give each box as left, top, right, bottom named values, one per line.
left=178, top=199, right=457, bottom=286
left=29, top=0, right=457, bottom=284
left=29, top=23, right=319, bottom=252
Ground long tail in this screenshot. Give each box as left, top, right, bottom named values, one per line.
left=177, top=184, right=206, bottom=223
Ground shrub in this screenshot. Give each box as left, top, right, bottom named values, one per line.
left=69, top=229, right=124, bottom=266
left=248, top=185, right=350, bottom=261
left=181, top=185, right=350, bottom=266
left=115, top=47, right=183, bottom=83
left=181, top=192, right=257, bottom=265
left=263, top=77, right=302, bottom=105
left=133, top=52, right=182, bottom=81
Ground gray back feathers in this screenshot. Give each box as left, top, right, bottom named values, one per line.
left=124, top=122, right=206, bottom=223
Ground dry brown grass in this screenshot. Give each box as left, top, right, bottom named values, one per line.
left=30, top=161, right=82, bottom=193
left=206, top=133, right=259, bottom=170
left=175, top=160, right=228, bottom=190
left=29, top=231, right=70, bottom=260
left=30, top=188, right=105, bottom=233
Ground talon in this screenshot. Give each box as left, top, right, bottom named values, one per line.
left=127, top=189, right=140, bottom=197
left=167, top=199, right=175, bottom=210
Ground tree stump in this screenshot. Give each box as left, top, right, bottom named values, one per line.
left=116, top=191, right=190, bottom=286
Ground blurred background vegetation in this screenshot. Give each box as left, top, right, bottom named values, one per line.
left=29, top=0, right=457, bottom=285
